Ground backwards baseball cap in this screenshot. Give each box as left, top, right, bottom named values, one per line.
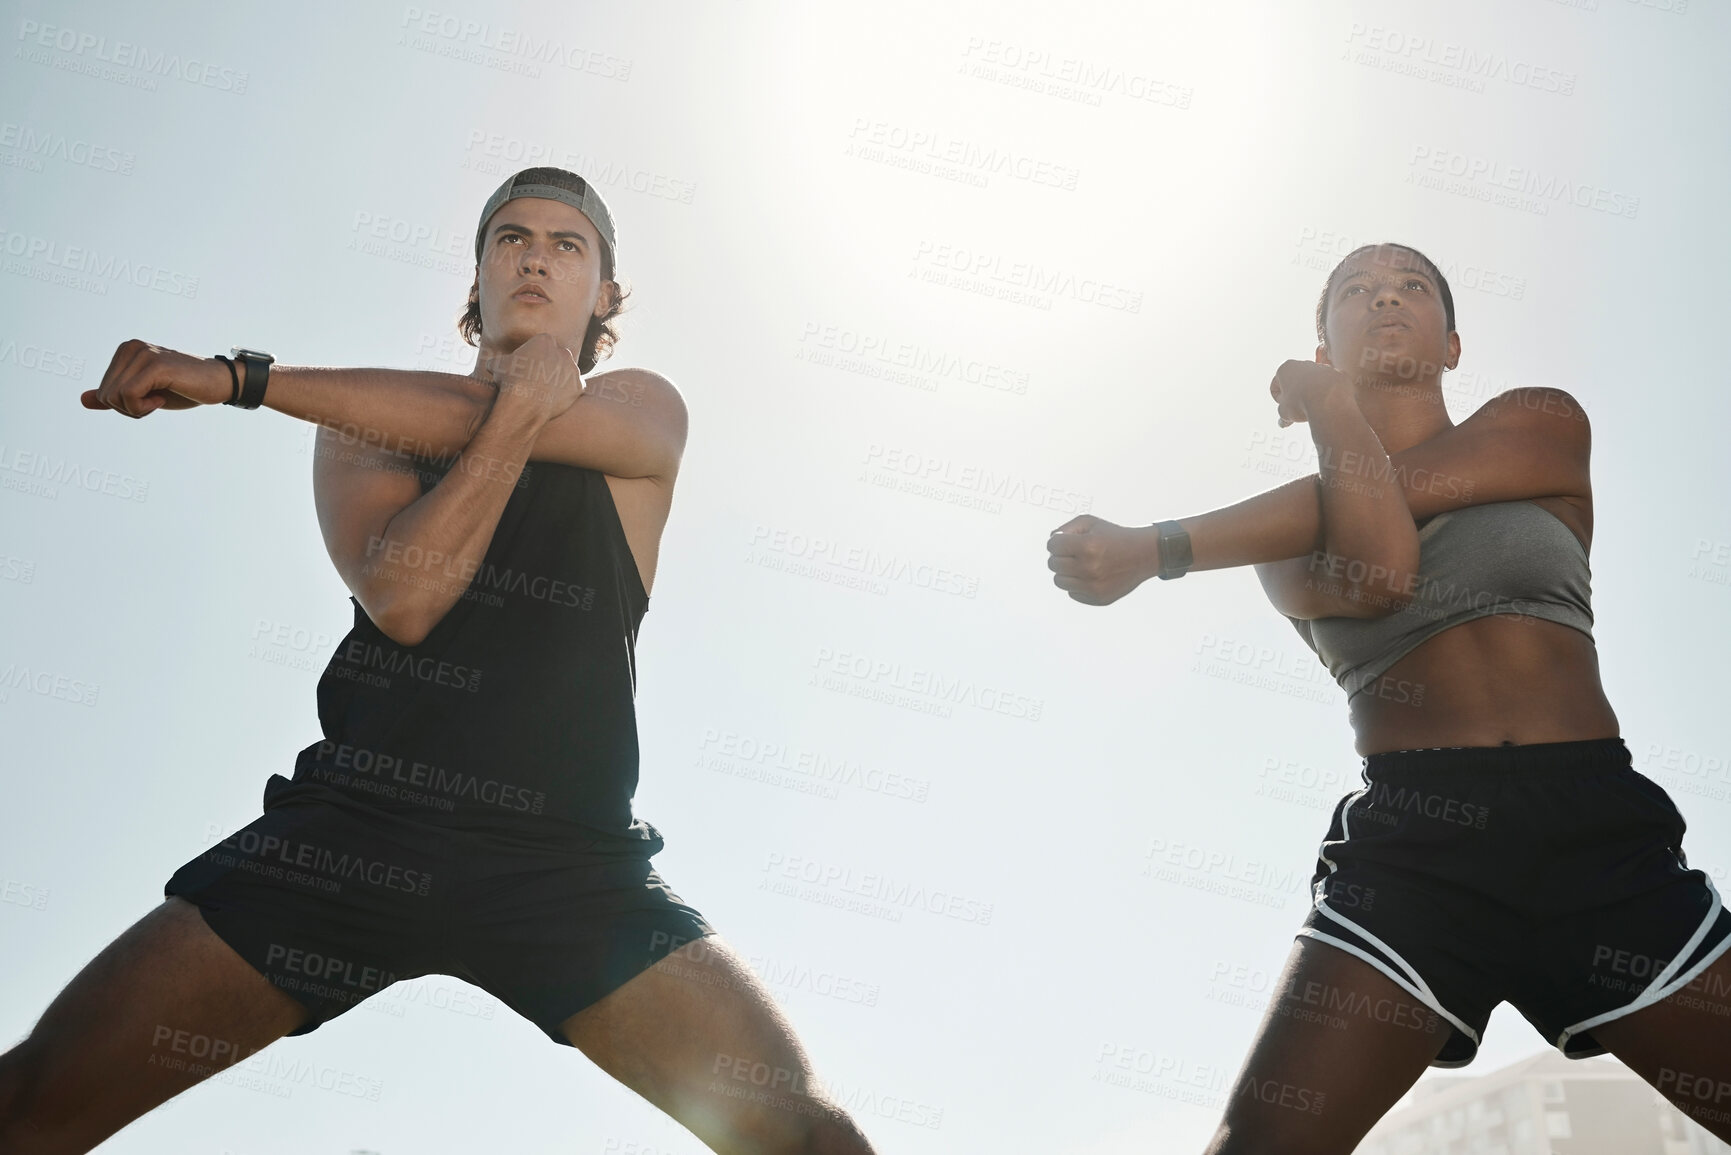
left=474, top=166, right=617, bottom=268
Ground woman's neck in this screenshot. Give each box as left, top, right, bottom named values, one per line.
left=1352, top=375, right=1455, bottom=456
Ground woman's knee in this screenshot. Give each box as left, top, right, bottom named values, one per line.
left=1205, top=1113, right=1344, bottom=1155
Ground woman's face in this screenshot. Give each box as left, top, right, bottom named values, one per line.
left=1319, top=246, right=1459, bottom=386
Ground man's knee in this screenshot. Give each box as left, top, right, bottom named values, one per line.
left=0, top=1042, right=33, bottom=1118
left=721, top=1102, right=870, bottom=1155
left=690, top=1072, right=868, bottom=1155
left=0, top=1043, right=63, bottom=1154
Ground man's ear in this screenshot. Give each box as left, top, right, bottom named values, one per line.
left=594, top=280, right=619, bottom=318
left=1444, top=330, right=1462, bottom=371
left=1315, top=342, right=1333, bottom=368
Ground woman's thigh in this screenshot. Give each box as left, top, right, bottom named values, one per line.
left=1593, top=947, right=1731, bottom=1142
left=1204, top=935, right=1451, bottom=1155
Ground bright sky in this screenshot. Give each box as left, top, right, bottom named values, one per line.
left=3, top=1, right=1729, bottom=1152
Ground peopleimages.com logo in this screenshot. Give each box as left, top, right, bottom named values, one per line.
left=15, top=19, right=250, bottom=93
left=1406, top=145, right=1639, bottom=219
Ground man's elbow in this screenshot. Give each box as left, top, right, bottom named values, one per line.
left=361, top=590, right=432, bottom=648
left=381, top=620, right=431, bottom=648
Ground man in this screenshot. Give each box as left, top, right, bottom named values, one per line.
left=0, top=167, right=878, bottom=1155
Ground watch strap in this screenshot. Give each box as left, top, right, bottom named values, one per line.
left=1154, top=520, right=1193, bottom=581
left=228, top=348, right=273, bottom=409
left=215, top=355, right=240, bottom=405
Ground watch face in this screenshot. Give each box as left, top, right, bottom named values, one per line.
left=230, top=347, right=274, bottom=363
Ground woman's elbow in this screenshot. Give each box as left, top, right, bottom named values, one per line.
left=1341, top=558, right=1421, bottom=618
left=1344, top=584, right=1416, bottom=618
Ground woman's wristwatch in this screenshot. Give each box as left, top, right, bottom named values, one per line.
left=223, top=347, right=274, bottom=409
left=1153, top=520, right=1193, bottom=580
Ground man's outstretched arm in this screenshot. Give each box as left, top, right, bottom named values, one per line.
left=83, top=339, right=686, bottom=483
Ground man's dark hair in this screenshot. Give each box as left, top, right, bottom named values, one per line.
left=458, top=166, right=628, bottom=373
left=1315, top=243, right=1455, bottom=348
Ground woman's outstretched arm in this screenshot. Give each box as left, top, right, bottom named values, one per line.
left=1046, top=386, right=1590, bottom=608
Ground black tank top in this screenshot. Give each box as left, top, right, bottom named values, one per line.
left=274, top=456, right=657, bottom=852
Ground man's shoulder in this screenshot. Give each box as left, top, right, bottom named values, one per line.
left=587, top=365, right=683, bottom=408
left=582, top=365, right=688, bottom=468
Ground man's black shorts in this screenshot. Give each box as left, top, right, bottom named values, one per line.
left=164, top=774, right=714, bottom=1044
left=1298, top=737, right=1731, bottom=1067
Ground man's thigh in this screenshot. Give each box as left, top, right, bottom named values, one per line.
left=558, top=934, right=861, bottom=1151
left=0, top=897, right=310, bottom=1153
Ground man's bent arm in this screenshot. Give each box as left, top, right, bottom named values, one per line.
left=269, top=363, right=683, bottom=482
left=316, top=388, right=550, bottom=648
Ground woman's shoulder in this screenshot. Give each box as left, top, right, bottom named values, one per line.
left=1467, top=386, right=1590, bottom=437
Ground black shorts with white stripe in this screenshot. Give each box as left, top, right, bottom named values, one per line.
left=1297, top=737, right=1731, bottom=1068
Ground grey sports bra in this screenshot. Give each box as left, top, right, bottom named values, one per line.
left=1286, top=501, right=1594, bottom=699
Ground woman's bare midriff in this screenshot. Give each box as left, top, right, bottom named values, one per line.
left=1347, top=615, right=1621, bottom=756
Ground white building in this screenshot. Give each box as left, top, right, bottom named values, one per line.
left=1355, top=1051, right=1731, bottom=1155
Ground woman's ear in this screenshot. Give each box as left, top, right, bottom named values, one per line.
left=1444, top=330, right=1461, bottom=371
left=1314, top=342, right=1333, bottom=368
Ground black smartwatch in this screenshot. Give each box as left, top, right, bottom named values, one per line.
left=226, top=347, right=274, bottom=409
left=1154, top=520, right=1193, bottom=581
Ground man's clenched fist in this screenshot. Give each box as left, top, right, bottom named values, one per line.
left=83, top=339, right=234, bottom=417
left=476, top=333, right=586, bottom=423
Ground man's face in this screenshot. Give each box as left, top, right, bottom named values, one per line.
left=474, top=196, right=612, bottom=352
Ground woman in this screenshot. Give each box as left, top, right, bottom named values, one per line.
left=1046, top=242, right=1731, bottom=1152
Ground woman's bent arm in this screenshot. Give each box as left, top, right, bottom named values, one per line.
left=1174, top=388, right=1589, bottom=574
